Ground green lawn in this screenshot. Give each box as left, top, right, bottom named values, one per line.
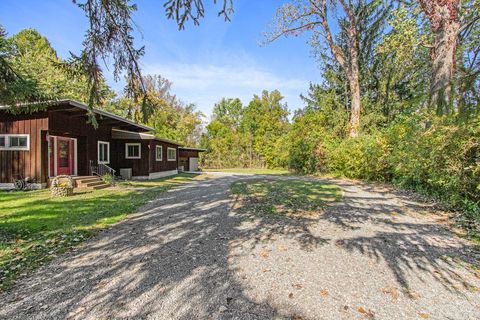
left=0, top=172, right=202, bottom=291
left=204, top=168, right=291, bottom=175
left=231, top=178, right=341, bottom=216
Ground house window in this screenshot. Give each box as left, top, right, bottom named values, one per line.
left=125, top=143, right=141, bottom=159
left=0, top=134, right=30, bottom=150
left=98, top=141, right=110, bottom=164
left=167, top=147, right=177, bottom=161
left=156, top=145, right=163, bottom=161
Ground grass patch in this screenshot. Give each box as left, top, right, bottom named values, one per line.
left=231, top=179, right=341, bottom=216
left=0, top=172, right=203, bottom=291
left=204, top=168, right=291, bottom=175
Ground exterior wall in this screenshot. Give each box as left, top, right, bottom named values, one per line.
left=111, top=139, right=151, bottom=177
left=48, top=111, right=113, bottom=176
left=149, top=140, right=179, bottom=174
left=178, top=149, right=200, bottom=172
left=0, top=111, right=49, bottom=184
left=1, top=104, right=181, bottom=185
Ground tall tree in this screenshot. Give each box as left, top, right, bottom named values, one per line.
left=0, top=26, right=46, bottom=107
left=108, top=73, right=204, bottom=145
left=418, top=0, right=479, bottom=113
left=265, top=0, right=385, bottom=137
left=8, top=29, right=102, bottom=103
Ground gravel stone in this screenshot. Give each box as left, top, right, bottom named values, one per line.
left=0, top=173, right=479, bottom=320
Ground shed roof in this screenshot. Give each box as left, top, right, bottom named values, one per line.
left=179, top=147, right=207, bottom=152
left=112, top=129, right=181, bottom=145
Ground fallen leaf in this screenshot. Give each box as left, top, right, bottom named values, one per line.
left=335, top=240, right=343, bottom=246
left=259, top=251, right=269, bottom=258
left=262, top=268, right=271, bottom=273
left=277, top=245, right=288, bottom=251
left=320, top=288, right=329, bottom=296
left=419, top=313, right=429, bottom=319
left=381, top=287, right=399, bottom=302
left=357, top=307, right=375, bottom=318
left=288, top=293, right=294, bottom=299
left=403, top=289, right=421, bottom=300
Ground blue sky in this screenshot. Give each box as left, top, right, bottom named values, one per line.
left=0, top=0, right=323, bottom=118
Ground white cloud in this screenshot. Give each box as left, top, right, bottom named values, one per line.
left=142, top=62, right=309, bottom=116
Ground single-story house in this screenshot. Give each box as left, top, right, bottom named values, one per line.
left=178, top=147, right=206, bottom=172
left=0, top=100, right=188, bottom=189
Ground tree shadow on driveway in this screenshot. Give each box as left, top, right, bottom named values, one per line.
left=0, top=175, right=479, bottom=319
left=0, top=175, right=331, bottom=319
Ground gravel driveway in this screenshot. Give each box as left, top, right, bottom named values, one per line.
left=1, top=173, right=479, bottom=319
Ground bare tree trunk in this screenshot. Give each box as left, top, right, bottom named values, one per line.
left=419, top=0, right=460, bottom=114
left=348, top=74, right=361, bottom=137
left=346, top=15, right=361, bottom=137
left=430, top=18, right=460, bottom=113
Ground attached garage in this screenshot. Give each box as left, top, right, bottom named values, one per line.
left=178, top=147, right=206, bottom=172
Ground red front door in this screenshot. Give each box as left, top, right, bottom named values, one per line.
left=56, top=137, right=74, bottom=175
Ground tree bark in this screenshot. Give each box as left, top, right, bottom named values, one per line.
left=419, top=0, right=460, bottom=114
left=348, top=74, right=361, bottom=137
left=430, top=18, right=460, bottom=114
left=346, top=21, right=361, bottom=137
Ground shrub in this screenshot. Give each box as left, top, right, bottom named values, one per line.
left=102, top=173, right=115, bottom=185
left=289, top=113, right=480, bottom=235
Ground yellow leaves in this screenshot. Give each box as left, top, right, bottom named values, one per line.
left=357, top=307, right=375, bottom=318
left=277, top=244, right=288, bottom=252
left=419, top=313, right=429, bottom=319
left=381, top=286, right=399, bottom=302
left=319, top=288, right=329, bottom=296
left=259, top=250, right=269, bottom=258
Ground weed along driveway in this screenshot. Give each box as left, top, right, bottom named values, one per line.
left=1, top=173, right=479, bottom=319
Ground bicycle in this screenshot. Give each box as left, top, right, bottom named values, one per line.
left=11, top=174, right=36, bottom=191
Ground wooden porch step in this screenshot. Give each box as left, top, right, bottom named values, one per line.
left=73, top=176, right=110, bottom=189
left=92, top=184, right=110, bottom=190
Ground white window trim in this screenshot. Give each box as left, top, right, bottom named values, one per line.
left=125, top=143, right=141, bottom=159
left=49, top=136, right=78, bottom=177
left=167, top=147, right=177, bottom=161
left=0, top=134, right=30, bottom=151
left=98, top=140, right=110, bottom=164
left=156, top=145, right=163, bottom=161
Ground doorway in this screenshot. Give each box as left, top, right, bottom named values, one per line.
left=49, top=136, right=77, bottom=177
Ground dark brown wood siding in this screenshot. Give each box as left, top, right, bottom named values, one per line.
left=149, top=141, right=179, bottom=174
left=48, top=111, right=113, bottom=176
left=111, top=139, right=150, bottom=177
left=178, top=149, right=200, bottom=172
left=0, top=111, right=49, bottom=184
left=179, top=149, right=200, bottom=158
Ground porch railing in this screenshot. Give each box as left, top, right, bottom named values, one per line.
left=89, top=160, right=116, bottom=176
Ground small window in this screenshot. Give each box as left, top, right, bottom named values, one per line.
left=167, top=147, right=177, bottom=161
left=125, top=143, right=141, bottom=159
left=0, top=134, right=29, bottom=150
left=156, top=145, right=163, bottom=161
left=98, top=141, right=110, bottom=164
